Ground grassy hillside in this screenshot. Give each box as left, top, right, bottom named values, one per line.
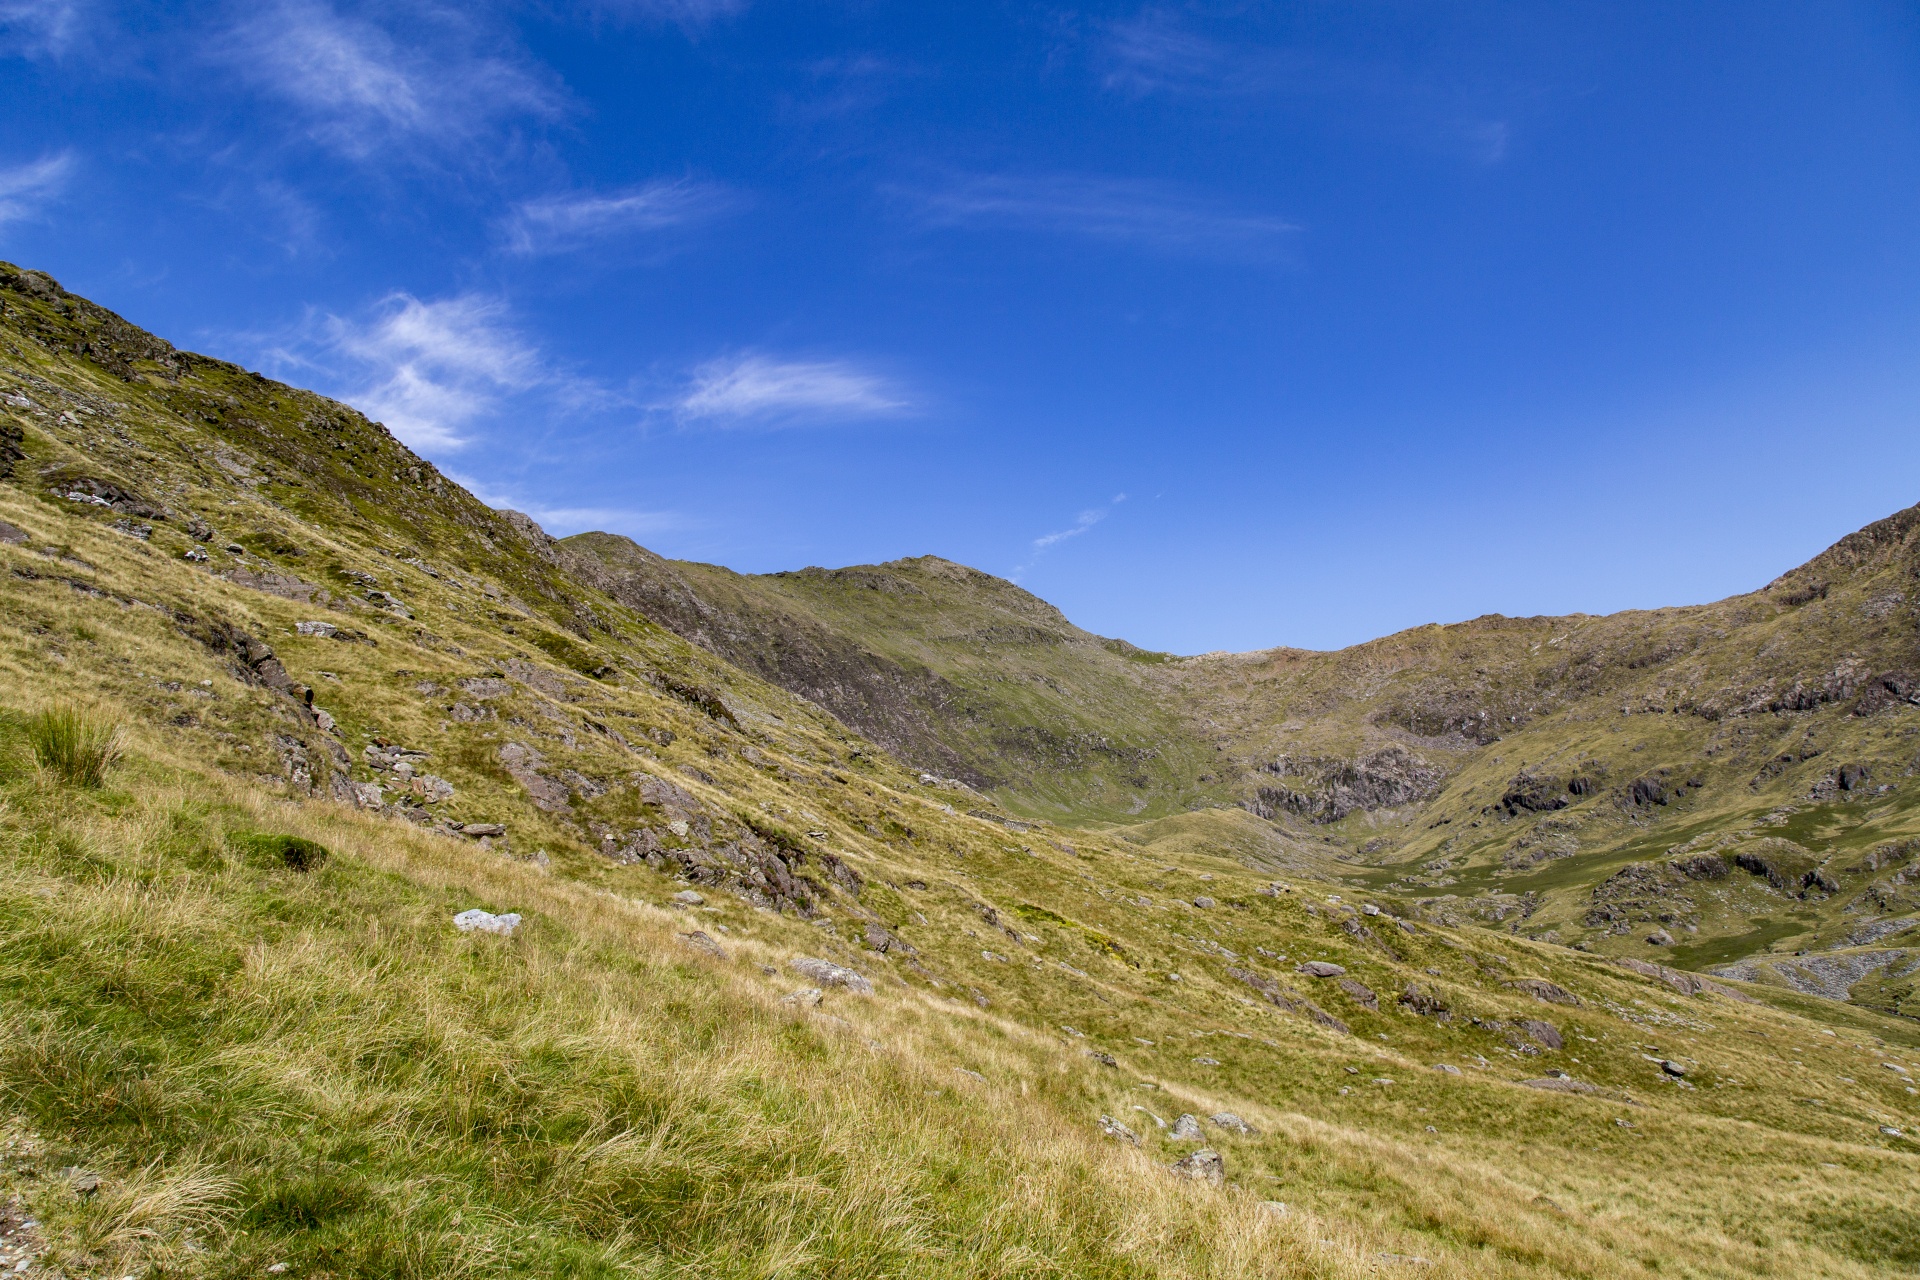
left=2, top=260, right=1919, bottom=1277
left=563, top=535, right=1218, bottom=821
left=563, top=494, right=1920, bottom=1019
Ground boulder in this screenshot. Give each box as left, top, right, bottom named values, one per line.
left=1337, top=977, right=1379, bottom=1010
left=790, top=957, right=874, bottom=995
left=1209, top=1112, right=1257, bottom=1135
left=677, top=930, right=726, bottom=959
left=1169, top=1113, right=1204, bottom=1142
left=673, top=889, right=707, bottom=906
left=1298, top=960, right=1347, bottom=978
left=1646, top=928, right=1675, bottom=947
left=1168, top=1149, right=1225, bottom=1187
left=453, top=909, right=521, bottom=936
left=1518, top=1019, right=1563, bottom=1051
left=1098, top=1115, right=1141, bottom=1145
left=1505, top=978, right=1582, bottom=1007
left=781, top=987, right=823, bottom=1007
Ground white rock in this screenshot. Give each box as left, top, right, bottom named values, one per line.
left=672, top=889, right=706, bottom=905
left=1169, top=1113, right=1204, bottom=1141
left=453, top=909, right=521, bottom=935
left=790, top=957, right=874, bottom=995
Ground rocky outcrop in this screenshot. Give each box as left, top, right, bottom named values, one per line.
left=1245, top=745, right=1443, bottom=824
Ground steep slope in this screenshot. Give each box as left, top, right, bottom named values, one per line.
left=564, top=509, right=1920, bottom=1011
left=3, top=260, right=1919, bottom=1277
left=565, top=534, right=1217, bottom=818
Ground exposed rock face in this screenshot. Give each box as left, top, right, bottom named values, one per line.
left=1246, top=745, right=1443, bottom=824
left=1228, top=967, right=1350, bottom=1034
left=1709, top=950, right=1915, bottom=1001
left=559, top=535, right=994, bottom=786
left=1505, top=978, right=1582, bottom=1007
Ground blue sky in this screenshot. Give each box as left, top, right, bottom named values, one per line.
left=2, top=1, right=1918, bottom=654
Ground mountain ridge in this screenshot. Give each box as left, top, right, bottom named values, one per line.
left=3, top=259, right=1919, bottom=1277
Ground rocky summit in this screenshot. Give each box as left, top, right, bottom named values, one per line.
left=1, top=260, right=1917, bottom=1278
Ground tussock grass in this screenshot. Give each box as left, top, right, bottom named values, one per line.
left=0, top=755, right=1396, bottom=1279
left=24, top=703, right=121, bottom=788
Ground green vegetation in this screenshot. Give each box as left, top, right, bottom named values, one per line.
left=25, top=703, right=121, bottom=788
left=1, top=259, right=1918, bottom=1277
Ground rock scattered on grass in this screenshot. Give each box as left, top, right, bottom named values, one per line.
left=453, top=909, right=520, bottom=935
left=790, top=957, right=873, bottom=994
left=1210, top=1112, right=1257, bottom=1135
left=1169, top=1114, right=1203, bottom=1142
left=1168, top=1148, right=1225, bottom=1186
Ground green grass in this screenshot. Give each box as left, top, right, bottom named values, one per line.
left=25, top=703, right=121, bottom=788
left=6, top=259, right=1920, bottom=1279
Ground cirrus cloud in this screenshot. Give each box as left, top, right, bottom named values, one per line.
left=900, top=171, right=1298, bottom=260
left=674, top=353, right=910, bottom=425
left=500, top=178, right=737, bottom=255
left=218, top=0, right=563, bottom=160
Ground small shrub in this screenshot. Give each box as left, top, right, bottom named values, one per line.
left=26, top=704, right=122, bottom=788
left=232, top=832, right=331, bottom=872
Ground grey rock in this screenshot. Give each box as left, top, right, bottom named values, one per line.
left=1209, top=1111, right=1257, bottom=1135
left=864, top=922, right=917, bottom=955
left=0, top=519, right=28, bottom=545
left=1518, top=1019, right=1564, bottom=1051
left=790, top=957, right=873, bottom=995
left=453, top=909, right=521, bottom=936
left=672, top=889, right=707, bottom=906
left=458, top=822, right=506, bottom=838
left=1337, top=977, right=1379, bottom=1010
left=1298, top=961, right=1347, bottom=978
left=781, top=987, right=823, bottom=1007
left=1168, top=1148, right=1225, bottom=1187
left=677, top=930, right=726, bottom=959
left=1098, top=1114, right=1141, bottom=1145
left=1659, top=1059, right=1687, bottom=1077
left=296, top=620, right=339, bottom=638
left=1192, top=896, right=1216, bottom=909
left=1646, top=928, right=1675, bottom=947
left=1085, top=1049, right=1117, bottom=1067
left=1169, top=1113, right=1204, bottom=1141
left=1432, top=1063, right=1462, bottom=1075
left=1505, top=978, right=1583, bottom=1007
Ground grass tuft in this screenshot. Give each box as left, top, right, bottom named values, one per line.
left=26, top=704, right=121, bottom=789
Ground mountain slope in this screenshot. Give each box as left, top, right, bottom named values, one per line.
left=2, top=260, right=1918, bottom=1277
left=563, top=510, right=1920, bottom=1011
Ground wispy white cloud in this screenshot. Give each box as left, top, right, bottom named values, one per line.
left=0, top=0, right=86, bottom=59
left=260, top=292, right=592, bottom=451
left=500, top=178, right=735, bottom=255
left=218, top=0, right=562, bottom=159
left=1015, top=494, right=1128, bottom=579
left=1102, top=10, right=1283, bottom=96
left=0, top=151, right=73, bottom=228
left=1100, top=10, right=1513, bottom=167
left=674, top=353, right=910, bottom=425
left=903, top=172, right=1297, bottom=259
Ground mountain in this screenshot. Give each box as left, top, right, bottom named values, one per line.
left=1, top=259, right=1917, bottom=1278
left=567, top=515, right=1920, bottom=1018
